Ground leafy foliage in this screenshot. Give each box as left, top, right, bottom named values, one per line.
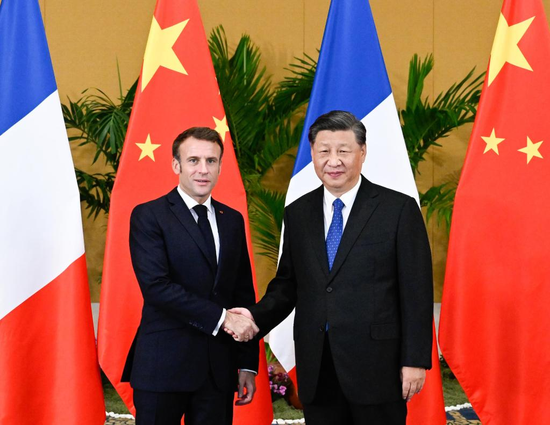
left=249, top=189, right=286, bottom=264
left=62, top=79, right=137, bottom=217
left=208, top=26, right=314, bottom=258
left=272, top=53, right=317, bottom=118
left=420, top=181, right=457, bottom=232
left=209, top=26, right=311, bottom=196
left=400, top=54, right=484, bottom=176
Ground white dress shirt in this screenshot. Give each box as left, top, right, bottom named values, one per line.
left=323, top=177, right=362, bottom=239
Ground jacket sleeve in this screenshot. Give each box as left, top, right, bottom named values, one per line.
left=129, top=203, right=223, bottom=335
left=249, top=208, right=298, bottom=338
left=396, top=197, right=434, bottom=369
left=232, top=215, right=259, bottom=372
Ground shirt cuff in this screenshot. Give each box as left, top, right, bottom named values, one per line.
left=240, top=369, right=258, bottom=375
left=212, top=308, right=226, bottom=336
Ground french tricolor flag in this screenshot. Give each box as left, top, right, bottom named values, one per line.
left=0, top=0, right=104, bottom=423
left=267, top=1, right=446, bottom=424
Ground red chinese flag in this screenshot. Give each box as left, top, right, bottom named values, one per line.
left=407, top=323, right=446, bottom=425
left=97, top=0, right=272, bottom=422
left=439, top=0, right=550, bottom=423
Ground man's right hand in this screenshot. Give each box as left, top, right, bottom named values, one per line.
left=223, top=309, right=258, bottom=342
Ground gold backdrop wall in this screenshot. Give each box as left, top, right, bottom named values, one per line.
left=29, top=0, right=550, bottom=301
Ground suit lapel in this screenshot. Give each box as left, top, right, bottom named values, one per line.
left=306, top=186, right=330, bottom=277
left=167, top=188, right=217, bottom=273
left=328, top=177, right=379, bottom=283
left=212, top=200, right=229, bottom=289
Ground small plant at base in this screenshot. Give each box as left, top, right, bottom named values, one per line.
left=268, top=364, right=292, bottom=401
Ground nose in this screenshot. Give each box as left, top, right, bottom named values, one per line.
left=198, top=160, right=209, bottom=174
left=327, top=152, right=340, bottom=167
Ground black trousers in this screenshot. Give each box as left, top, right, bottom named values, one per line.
left=303, top=335, right=407, bottom=425
left=133, top=372, right=234, bottom=425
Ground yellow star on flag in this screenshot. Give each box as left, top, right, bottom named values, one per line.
left=136, top=135, right=161, bottom=161
left=141, top=17, right=189, bottom=91
left=213, top=115, right=230, bottom=142
left=482, top=128, right=505, bottom=154
left=488, top=13, right=534, bottom=86
left=518, top=136, right=543, bottom=164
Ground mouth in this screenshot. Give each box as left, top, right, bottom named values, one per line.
left=326, top=171, right=344, bottom=179
left=194, top=179, right=211, bottom=185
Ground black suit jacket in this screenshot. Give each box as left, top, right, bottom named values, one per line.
left=249, top=177, right=433, bottom=405
left=122, top=188, right=258, bottom=393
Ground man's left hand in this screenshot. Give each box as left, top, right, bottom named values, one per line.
left=400, top=367, right=426, bottom=402
left=236, top=370, right=256, bottom=406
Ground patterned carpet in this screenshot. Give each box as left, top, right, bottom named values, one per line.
left=446, top=406, right=481, bottom=424
left=105, top=407, right=481, bottom=424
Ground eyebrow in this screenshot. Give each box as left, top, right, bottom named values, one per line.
left=187, top=155, right=219, bottom=161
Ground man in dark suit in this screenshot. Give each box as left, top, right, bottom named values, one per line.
left=122, top=127, right=260, bottom=425
left=229, top=111, right=433, bottom=424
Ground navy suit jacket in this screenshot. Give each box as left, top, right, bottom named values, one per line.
left=122, top=188, right=258, bottom=393
left=249, top=177, right=433, bottom=405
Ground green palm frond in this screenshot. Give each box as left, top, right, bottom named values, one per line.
left=272, top=53, right=317, bottom=118
left=75, top=170, right=116, bottom=219
left=420, top=169, right=461, bottom=231
left=249, top=189, right=286, bottom=264
left=209, top=26, right=308, bottom=199
left=62, top=78, right=138, bottom=217
left=400, top=54, right=484, bottom=175
left=209, top=26, right=272, bottom=172
left=420, top=179, right=458, bottom=232
left=63, top=79, right=137, bottom=169
left=256, top=119, right=303, bottom=178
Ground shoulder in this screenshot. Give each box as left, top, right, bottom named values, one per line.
left=131, top=188, right=176, bottom=218
left=211, top=199, right=245, bottom=222
left=365, top=179, right=417, bottom=209
left=286, top=185, right=323, bottom=212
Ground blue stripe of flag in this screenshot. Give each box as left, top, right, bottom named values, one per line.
left=0, top=0, right=57, bottom=136
left=293, top=0, right=392, bottom=176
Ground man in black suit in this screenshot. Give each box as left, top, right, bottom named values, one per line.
left=229, top=111, right=433, bottom=424
left=123, top=127, right=260, bottom=425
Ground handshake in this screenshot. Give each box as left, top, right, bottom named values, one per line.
left=222, top=308, right=258, bottom=342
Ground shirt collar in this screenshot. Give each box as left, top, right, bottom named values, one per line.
left=323, top=176, right=362, bottom=210
left=177, top=185, right=214, bottom=214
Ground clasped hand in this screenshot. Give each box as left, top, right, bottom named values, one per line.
left=222, top=308, right=258, bottom=342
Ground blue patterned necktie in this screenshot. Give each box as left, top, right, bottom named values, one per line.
left=326, top=198, right=344, bottom=271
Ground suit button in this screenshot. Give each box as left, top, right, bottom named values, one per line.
left=326, top=287, right=333, bottom=293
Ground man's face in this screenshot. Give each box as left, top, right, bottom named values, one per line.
left=172, top=137, right=222, bottom=203
left=311, top=129, right=366, bottom=197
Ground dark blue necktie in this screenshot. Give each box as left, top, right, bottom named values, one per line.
left=326, top=198, right=344, bottom=271
left=193, top=205, right=217, bottom=269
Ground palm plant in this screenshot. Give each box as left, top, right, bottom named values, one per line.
left=401, top=54, right=483, bottom=175
left=208, top=26, right=314, bottom=195
left=400, top=54, right=484, bottom=230
left=249, top=189, right=286, bottom=265
left=62, top=76, right=137, bottom=218
left=208, top=26, right=315, bottom=261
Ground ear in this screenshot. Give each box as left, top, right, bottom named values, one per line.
left=172, top=158, right=180, bottom=175
left=360, top=144, right=367, bottom=163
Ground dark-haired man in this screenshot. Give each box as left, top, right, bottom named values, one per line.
left=123, top=127, right=259, bottom=425
left=229, top=111, right=433, bottom=424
